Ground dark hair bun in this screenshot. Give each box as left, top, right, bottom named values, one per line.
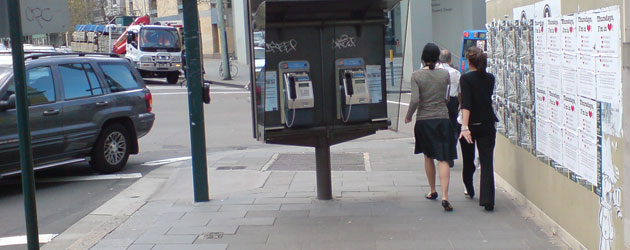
left=421, top=43, right=440, bottom=70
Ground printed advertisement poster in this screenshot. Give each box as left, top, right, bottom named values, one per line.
left=365, top=65, right=383, bottom=104
left=548, top=123, right=564, bottom=165
left=577, top=66, right=597, bottom=100
left=534, top=0, right=561, bottom=19
left=563, top=129, right=580, bottom=175
left=578, top=132, right=598, bottom=186
left=561, top=53, right=578, bottom=95
left=579, top=97, right=598, bottom=142
left=596, top=56, right=621, bottom=104
left=534, top=19, right=547, bottom=51
left=535, top=88, right=549, bottom=156
left=536, top=119, right=550, bottom=157
left=264, top=71, right=278, bottom=112
left=563, top=94, right=579, bottom=133
left=577, top=12, right=597, bottom=55
left=561, top=15, right=578, bottom=54
left=595, top=6, right=620, bottom=57
left=546, top=52, right=562, bottom=91
left=546, top=18, right=562, bottom=52
left=547, top=89, right=563, bottom=127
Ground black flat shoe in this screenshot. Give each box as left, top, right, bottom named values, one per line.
left=442, top=200, right=453, bottom=211
left=484, top=205, right=494, bottom=211
left=425, top=192, right=438, bottom=200
left=464, top=189, right=474, bottom=199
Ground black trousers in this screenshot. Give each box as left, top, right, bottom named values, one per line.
left=446, top=98, right=460, bottom=146
left=460, top=123, right=496, bottom=207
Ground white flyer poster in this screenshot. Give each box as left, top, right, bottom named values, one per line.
left=561, top=53, right=578, bottom=95
left=548, top=89, right=563, bottom=127
left=546, top=18, right=562, bottom=52
left=579, top=97, right=598, bottom=142
left=548, top=123, right=564, bottom=165
left=563, top=94, right=579, bottom=133
left=577, top=12, right=597, bottom=55
left=546, top=52, right=562, bottom=91
left=534, top=19, right=547, bottom=50
left=561, top=15, right=578, bottom=54
left=578, top=132, right=598, bottom=186
left=596, top=56, right=621, bottom=103
left=536, top=119, right=550, bottom=157
left=534, top=50, right=547, bottom=89
left=365, top=65, right=383, bottom=104
left=595, top=7, right=620, bottom=57
left=534, top=0, right=561, bottom=19
left=577, top=60, right=597, bottom=100
left=563, top=129, right=580, bottom=175
left=513, top=4, right=535, bottom=21
left=535, top=88, right=549, bottom=156
left=264, top=71, right=278, bottom=112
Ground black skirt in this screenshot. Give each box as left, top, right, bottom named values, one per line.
left=414, top=118, right=457, bottom=161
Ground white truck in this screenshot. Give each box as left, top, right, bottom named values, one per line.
left=125, top=25, right=183, bottom=84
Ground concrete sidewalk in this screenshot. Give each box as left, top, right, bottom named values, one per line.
left=202, top=58, right=250, bottom=89
left=50, top=132, right=571, bottom=250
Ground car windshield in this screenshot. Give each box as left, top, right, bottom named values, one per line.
left=140, top=28, right=181, bottom=52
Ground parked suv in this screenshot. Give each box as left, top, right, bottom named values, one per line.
left=0, top=53, right=155, bottom=176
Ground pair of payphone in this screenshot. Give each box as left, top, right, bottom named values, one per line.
left=277, top=58, right=371, bottom=127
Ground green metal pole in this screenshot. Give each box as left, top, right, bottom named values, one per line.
left=7, top=0, right=40, bottom=249
left=217, top=0, right=232, bottom=80
left=182, top=0, right=209, bottom=202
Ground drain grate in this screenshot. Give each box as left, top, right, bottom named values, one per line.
left=267, top=153, right=365, bottom=171
left=200, top=232, right=224, bottom=239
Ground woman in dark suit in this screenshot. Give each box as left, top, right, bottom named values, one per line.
left=459, top=46, right=498, bottom=211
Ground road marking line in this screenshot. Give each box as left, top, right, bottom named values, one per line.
left=37, top=173, right=143, bottom=183
left=261, top=153, right=279, bottom=172
left=152, top=91, right=249, bottom=96
left=142, top=156, right=192, bottom=166
left=0, top=234, right=57, bottom=246
left=363, top=152, right=372, bottom=172
left=387, top=100, right=409, bottom=106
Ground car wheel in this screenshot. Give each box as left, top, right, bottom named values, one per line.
left=166, top=72, right=179, bottom=84
left=91, top=123, right=130, bottom=174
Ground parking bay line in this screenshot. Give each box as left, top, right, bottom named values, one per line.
left=0, top=234, right=57, bottom=247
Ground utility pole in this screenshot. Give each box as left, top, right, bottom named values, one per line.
left=217, top=0, right=231, bottom=80
left=182, top=0, right=209, bottom=202
left=7, top=0, right=40, bottom=248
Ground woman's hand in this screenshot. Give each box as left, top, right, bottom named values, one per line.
left=459, top=129, right=473, bottom=144
left=405, top=117, right=411, bottom=124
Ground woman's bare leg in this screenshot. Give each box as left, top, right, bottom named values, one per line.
left=424, top=156, right=436, bottom=193
left=438, top=160, right=450, bottom=200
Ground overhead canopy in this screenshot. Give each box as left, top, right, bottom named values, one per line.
left=250, top=0, right=402, bottom=14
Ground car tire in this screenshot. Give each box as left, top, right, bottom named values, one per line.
left=166, top=72, right=179, bottom=84
left=90, top=123, right=130, bottom=174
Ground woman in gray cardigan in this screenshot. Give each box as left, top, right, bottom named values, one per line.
left=405, top=43, right=457, bottom=211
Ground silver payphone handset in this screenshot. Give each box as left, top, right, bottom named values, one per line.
left=335, top=58, right=370, bottom=123
left=278, top=61, right=314, bottom=127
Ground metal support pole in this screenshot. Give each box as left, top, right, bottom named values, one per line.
left=389, top=49, right=394, bottom=86
left=315, top=136, right=332, bottom=200
left=217, top=0, right=231, bottom=80
left=8, top=0, right=40, bottom=249
left=182, top=0, right=209, bottom=202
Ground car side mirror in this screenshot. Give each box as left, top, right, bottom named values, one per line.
left=0, top=94, right=16, bottom=111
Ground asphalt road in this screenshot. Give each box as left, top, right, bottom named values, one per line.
left=0, top=78, right=255, bottom=249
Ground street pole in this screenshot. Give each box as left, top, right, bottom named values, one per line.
left=217, top=0, right=231, bottom=80
left=389, top=49, right=394, bottom=86
left=315, top=136, right=332, bottom=200
left=7, top=0, right=40, bottom=249
left=182, top=0, right=209, bottom=202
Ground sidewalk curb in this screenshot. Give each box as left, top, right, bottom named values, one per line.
left=208, top=79, right=248, bottom=89
left=42, top=163, right=181, bottom=250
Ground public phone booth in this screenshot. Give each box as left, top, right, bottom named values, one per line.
left=459, top=29, right=487, bottom=72
left=248, top=0, right=405, bottom=199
